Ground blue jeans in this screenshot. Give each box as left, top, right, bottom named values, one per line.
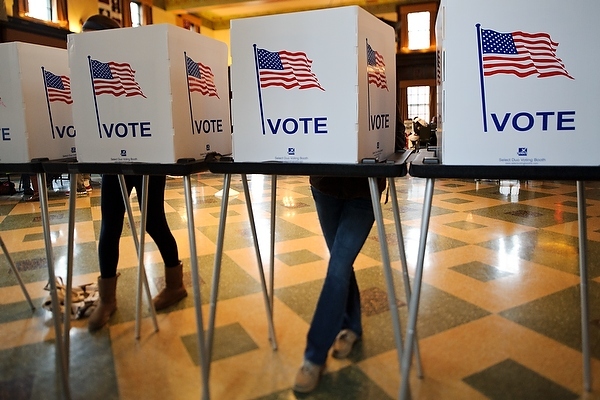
left=304, top=186, right=377, bottom=366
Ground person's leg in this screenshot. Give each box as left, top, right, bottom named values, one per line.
left=90, top=174, right=129, bottom=330
left=342, top=271, right=362, bottom=335
left=21, top=175, right=37, bottom=201
left=82, top=173, right=92, bottom=191
left=131, top=175, right=185, bottom=310
left=21, top=175, right=32, bottom=194
left=131, top=175, right=180, bottom=266
left=97, top=175, right=128, bottom=278
left=312, top=191, right=362, bottom=336
left=304, top=189, right=375, bottom=366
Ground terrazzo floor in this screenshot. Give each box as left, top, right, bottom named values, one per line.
left=0, top=168, right=599, bottom=399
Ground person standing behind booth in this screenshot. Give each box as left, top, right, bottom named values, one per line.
left=81, top=14, right=188, bottom=331
left=293, top=175, right=386, bottom=393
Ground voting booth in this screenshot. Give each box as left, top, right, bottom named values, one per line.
left=436, top=0, right=600, bottom=166
left=230, top=6, right=396, bottom=164
left=68, top=24, right=232, bottom=164
left=0, top=42, right=76, bottom=163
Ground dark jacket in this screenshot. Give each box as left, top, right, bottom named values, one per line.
left=309, top=176, right=386, bottom=199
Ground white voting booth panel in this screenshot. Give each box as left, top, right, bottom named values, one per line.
left=0, top=42, right=76, bottom=163
left=436, top=0, right=600, bottom=166
left=68, top=24, right=232, bottom=164
left=230, top=6, right=396, bottom=164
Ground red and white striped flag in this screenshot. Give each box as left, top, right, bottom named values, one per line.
left=256, top=47, right=324, bottom=91
left=44, top=70, right=73, bottom=104
left=90, top=59, right=146, bottom=97
left=480, top=28, right=573, bottom=79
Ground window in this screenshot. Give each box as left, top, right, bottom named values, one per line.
left=399, top=2, right=438, bottom=53
left=407, top=86, right=430, bottom=122
left=16, top=0, right=68, bottom=27
left=407, top=11, right=430, bottom=50
left=130, top=1, right=142, bottom=27
left=184, top=21, right=198, bottom=32
left=177, top=14, right=202, bottom=33
left=27, top=0, right=52, bottom=22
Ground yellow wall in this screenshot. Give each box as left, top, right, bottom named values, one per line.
left=2, top=0, right=232, bottom=62
left=67, top=0, right=98, bottom=32
left=0, top=1, right=6, bottom=20
left=201, top=26, right=232, bottom=65
left=152, top=5, right=177, bottom=26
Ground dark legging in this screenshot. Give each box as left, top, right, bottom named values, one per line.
left=98, top=174, right=180, bottom=278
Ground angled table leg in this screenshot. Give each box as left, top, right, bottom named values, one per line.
left=183, top=174, right=210, bottom=400
left=37, top=172, right=71, bottom=400
left=62, top=174, right=78, bottom=374
left=368, top=177, right=407, bottom=397
left=576, top=181, right=591, bottom=392
left=399, top=177, right=435, bottom=400
left=269, top=175, right=277, bottom=315
left=206, top=173, right=232, bottom=363
left=207, top=173, right=278, bottom=366
left=116, top=175, right=159, bottom=339
left=387, top=178, right=423, bottom=378
left=241, top=174, right=277, bottom=349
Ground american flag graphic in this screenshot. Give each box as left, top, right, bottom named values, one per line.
left=480, top=28, right=573, bottom=79
left=367, top=43, right=388, bottom=90
left=90, top=58, right=146, bottom=97
left=185, top=55, right=219, bottom=98
left=256, top=47, right=324, bottom=91
left=44, top=70, right=73, bottom=104
left=0, top=97, right=5, bottom=107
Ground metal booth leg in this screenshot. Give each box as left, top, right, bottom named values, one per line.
left=269, top=175, right=277, bottom=314
left=241, top=174, right=277, bottom=349
left=576, top=181, right=591, bottom=392
left=37, top=172, right=71, bottom=400
left=116, top=174, right=158, bottom=339
left=207, top=172, right=278, bottom=376
left=61, top=173, right=78, bottom=374
left=207, top=173, right=232, bottom=364
left=368, top=177, right=406, bottom=394
left=399, top=177, right=435, bottom=400
left=387, top=178, right=423, bottom=378
left=183, top=174, right=210, bottom=400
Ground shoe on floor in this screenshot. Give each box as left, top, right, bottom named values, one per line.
left=66, top=188, right=88, bottom=197
left=331, top=329, right=359, bottom=359
left=22, top=193, right=39, bottom=202
left=293, top=359, right=324, bottom=393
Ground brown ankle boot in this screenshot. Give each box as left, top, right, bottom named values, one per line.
left=153, top=263, right=187, bottom=311
left=88, top=275, right=118, bottom=331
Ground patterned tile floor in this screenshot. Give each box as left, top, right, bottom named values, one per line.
left=0, top=172, right=599, bottom=399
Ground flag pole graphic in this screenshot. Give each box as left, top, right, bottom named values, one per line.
left=41, top=67, right=56, bottom=139
left=87, top=56, right=103, bottom=138
left=184, top=52, right=195, bottom=135
left=475, top=24, right=488, bottom=133
left=253, top=44, right=267, bottom=135
left=366, top=39, right=372, bottom=131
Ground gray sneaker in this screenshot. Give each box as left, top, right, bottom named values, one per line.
left=331, top=329, right=359, bottom=359
left=293, top=359, right=324, bottom=393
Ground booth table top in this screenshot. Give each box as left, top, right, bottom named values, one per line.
left=206, top=150, right=412, bottom=177
left=410, top=149, right=600, bottom=181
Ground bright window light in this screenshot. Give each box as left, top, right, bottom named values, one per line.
left=130, top=2, right=142, bottom=27
left=407, top=11, right=430, bottom=50
left=27, top=0, right=52, bottom=21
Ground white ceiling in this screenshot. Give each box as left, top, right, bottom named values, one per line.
left=162, top=0, right=432, bottom=30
